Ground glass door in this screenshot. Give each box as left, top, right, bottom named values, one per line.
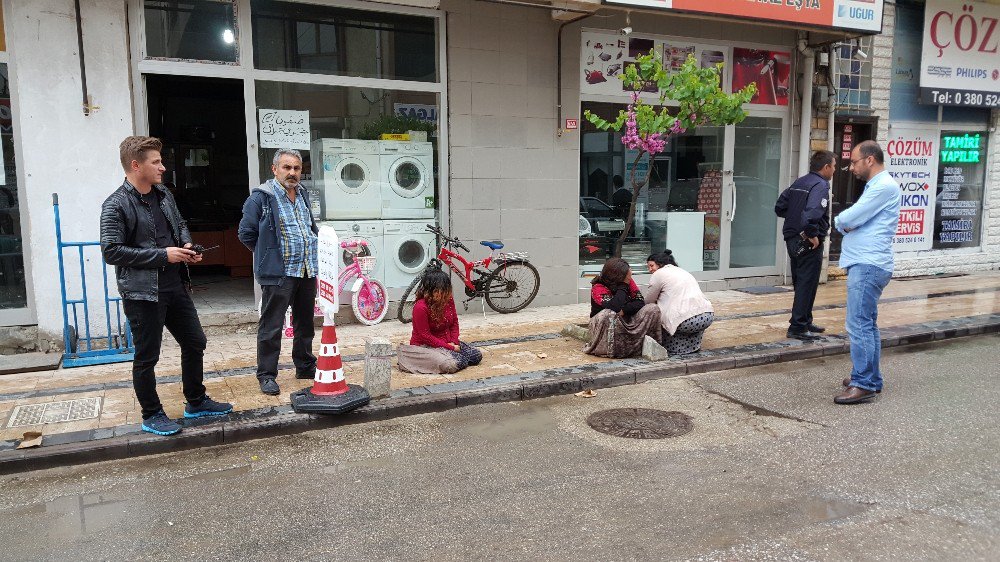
left=720, top=116, right=785, bottom=276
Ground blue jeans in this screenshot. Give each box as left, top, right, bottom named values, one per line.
left=845, top=264, right=892, bottom=391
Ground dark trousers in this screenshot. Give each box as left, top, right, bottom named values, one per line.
left=786, top=237, right=824, bottom=332
left=123, top=290, right=207, bottom=419
left=257, top=276, right=317, bottom=381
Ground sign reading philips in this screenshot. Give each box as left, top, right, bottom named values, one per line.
left=919, top=0, right=1000, bottom=107
left=604, top=0, right=883, bottom=34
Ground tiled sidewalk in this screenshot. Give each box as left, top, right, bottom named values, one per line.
left=1, top=272, right=999, bottom=444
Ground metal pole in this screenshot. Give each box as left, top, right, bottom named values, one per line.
left=77, top=245, right=92, bottom=351
left=53, top=194, right=74, bottom=355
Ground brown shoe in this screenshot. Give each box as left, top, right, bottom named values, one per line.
left=834, top=386, right=878, bottom=404
left=842, top=378, right=881, bottom=393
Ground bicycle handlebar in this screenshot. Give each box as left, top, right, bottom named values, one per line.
left=425, top=224, right=469, bottom=252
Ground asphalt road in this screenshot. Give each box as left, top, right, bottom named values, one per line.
left=1, top=335, right=998, bottom=561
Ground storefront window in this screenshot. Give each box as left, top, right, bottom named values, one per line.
left=251, top=0, right=437, bottom=82
left=933, top=131, right=988, bottom=249
left=144, top=0, right=238, bottom=63
left=580, top=101, right=725, bottom=273
left=254, top=81, right=439, bottom=221
left=0, top=63, right=25, bottom=309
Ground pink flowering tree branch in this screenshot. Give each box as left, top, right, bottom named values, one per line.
left=584, top=51, right=756, bottom=258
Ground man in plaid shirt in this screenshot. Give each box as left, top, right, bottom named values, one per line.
left=238, top=149, right=320, bottom=396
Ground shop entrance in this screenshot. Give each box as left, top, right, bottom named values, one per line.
left=829, top=119, right=876, bottom=260
left=145, top=75, right=253, bottom=308
left=580, top=103, right=786, bottom=280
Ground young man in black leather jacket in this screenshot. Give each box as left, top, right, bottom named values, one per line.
left=101, top=136, right=232, bottom=436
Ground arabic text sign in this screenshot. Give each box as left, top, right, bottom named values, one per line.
left=886, top=128, right=938, bottom=252
left=258, top=109, right=310, bottom=150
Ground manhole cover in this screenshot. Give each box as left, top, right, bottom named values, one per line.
left=586, top=408, right=693, bottom=439
left=7, top=397, right=102, bottom=428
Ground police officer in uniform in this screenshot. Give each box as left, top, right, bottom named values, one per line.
left=775, top=150, right=835, bottom=340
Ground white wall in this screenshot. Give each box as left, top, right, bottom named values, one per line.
left=9, top=0, right=134, bottom=347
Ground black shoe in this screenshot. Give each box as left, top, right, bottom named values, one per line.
left=786, top=329, right=821, bottom=341
left=807, top=324, right=826, bottom=333
left=259, top=377, right=280, bottom=396
left=184, top=396, right=234, bottom=418
left=295, top=370, right=315, bottom=380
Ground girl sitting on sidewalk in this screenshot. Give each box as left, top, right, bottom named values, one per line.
left=585, top=258, right=661, bottom=358
left=645, top=250, right=714, bottom=355
left=397, top=268, right=483, bottom=374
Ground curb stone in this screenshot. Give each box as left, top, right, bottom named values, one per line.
left=1, top=314, right=999, bottom=474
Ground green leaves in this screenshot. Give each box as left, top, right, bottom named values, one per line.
left=583, top=49, right=757, bottom=136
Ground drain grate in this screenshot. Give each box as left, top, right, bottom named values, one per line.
left=7, top=397, right=102, bottom=428
left=586, top=408, right=693, bottom=439
left=735, top=286, right=793, bottom=295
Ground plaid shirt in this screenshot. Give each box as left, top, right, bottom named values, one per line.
left=270, top=180, right=318, bottom=278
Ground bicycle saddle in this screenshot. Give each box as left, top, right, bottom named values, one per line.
left=480, top=241, right=504, bottom=250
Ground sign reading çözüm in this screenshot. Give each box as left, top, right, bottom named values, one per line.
left=886, top=128, right=939, bottom=252
left=919, top=0, right=1000, bottom=107
left=604, top=0, right=884, bottom=33
left=258, top=109, right=310, bottom=150
left=317, top=225, right=340, bottom=316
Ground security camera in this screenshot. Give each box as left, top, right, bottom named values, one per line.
left=854, top=48, right=868, bottom=60
left=620, top=26, right=633, bottom=36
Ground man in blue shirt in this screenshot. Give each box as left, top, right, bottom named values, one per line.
left=775, top=150, right=834, bottom=340
left=238, top=149, right=320, bottom=396
left=833, top=141, right=900, bottom=404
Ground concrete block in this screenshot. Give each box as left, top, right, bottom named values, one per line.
left=642, top=335, right=669, bottom=362
left=560, top=323, right=589, bottom=342
left=364, top=337, right=393, bottom=399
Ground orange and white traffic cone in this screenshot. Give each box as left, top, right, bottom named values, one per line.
left=290, top=315, right=371, bottom=414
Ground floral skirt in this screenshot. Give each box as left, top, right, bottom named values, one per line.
left=661, top=312, right=714, bottom=355
left=584, top=305, right=661, bottom=359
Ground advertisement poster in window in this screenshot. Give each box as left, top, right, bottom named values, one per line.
left=886, top=128, right=938, bottom=251
left=933, top=132, right=987, bottom=249
left=732, top=48, right=790, bottom=105
left=581, top=31, right=628, bottom=96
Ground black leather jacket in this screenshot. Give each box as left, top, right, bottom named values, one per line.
left=100, top=181, right=193, bottom=302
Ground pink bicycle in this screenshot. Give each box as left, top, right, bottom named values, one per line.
left=339, top=238, right=389, bottom=326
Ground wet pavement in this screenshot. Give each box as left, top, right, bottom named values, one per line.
left=1, top=272, right=999, bottom=447
left=0, top=335, right=996, bottom=560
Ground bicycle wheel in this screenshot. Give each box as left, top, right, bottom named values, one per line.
left=396, top=272, right=422, bottom=324
left=484, top=260, right=540, bottom=314
left=352, top=279, right=389, bottom=326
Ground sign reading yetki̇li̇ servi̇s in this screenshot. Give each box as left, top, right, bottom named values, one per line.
left=920, top=0, right=1000, bottom=107
left=886, top=128, right=939, bottom=252
left=604, top=0, right=884, bottom=34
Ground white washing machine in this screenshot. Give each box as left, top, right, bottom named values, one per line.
left=382, top=220, right=436, bottom=288
left=311, top=138, right=381, bottom=220
left=378, top=141, right=435, bottom=219
left=321, top=220, right=384, bottom=285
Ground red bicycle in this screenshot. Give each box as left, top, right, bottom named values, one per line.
left=397, top=225, right=541, bottom=323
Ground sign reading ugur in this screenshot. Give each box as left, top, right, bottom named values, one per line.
left=604, top=0, right=884, bottom=33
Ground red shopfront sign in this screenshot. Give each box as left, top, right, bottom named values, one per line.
left=605, top=0, right=884, bottom=34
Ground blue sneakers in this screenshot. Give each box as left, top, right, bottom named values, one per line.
left=141, top=411, right=182, bottom=436
left=184, top=396, right=234, bottom=418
